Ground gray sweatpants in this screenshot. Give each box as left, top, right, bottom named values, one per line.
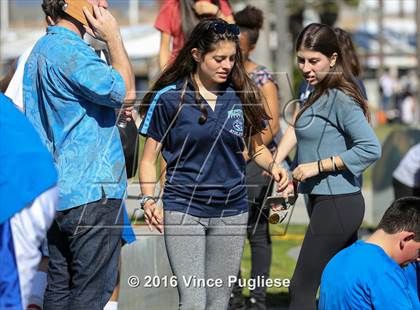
left=164, top=211, right=248, bottom=310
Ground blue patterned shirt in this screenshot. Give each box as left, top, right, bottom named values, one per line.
left=23, top=26, right=127, bottom=211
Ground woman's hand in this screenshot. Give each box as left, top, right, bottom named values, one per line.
left=271, top=181, right=295, bottom=211
left=143, top=200, right=163, bottom=233
left=292, top=162, right=319, bottom=182
left=270, top=165, right=289, bottom=192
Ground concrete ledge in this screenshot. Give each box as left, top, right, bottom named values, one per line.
left=119, top=231, right=179, bottom=310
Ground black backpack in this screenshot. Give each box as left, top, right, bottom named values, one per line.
left=118, top=120, right=139, bottom=179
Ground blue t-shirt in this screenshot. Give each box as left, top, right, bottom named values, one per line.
left=0, top=94, right=57, bottom=224
left=405, top=262, right=420, bottom=300
left=319, top=240, right=420, bottom=310
left=139, top=80, right=248, bottom=217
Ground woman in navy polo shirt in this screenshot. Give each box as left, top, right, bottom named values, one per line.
left=139, top=19, right=288, bottom=309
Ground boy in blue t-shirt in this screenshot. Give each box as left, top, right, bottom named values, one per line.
left=319, top=197, right=420, bottom=310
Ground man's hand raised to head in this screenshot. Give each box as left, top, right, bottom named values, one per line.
left=83, top=5, right=121, bottom=43
left=83, top=4, right=135, bottom=102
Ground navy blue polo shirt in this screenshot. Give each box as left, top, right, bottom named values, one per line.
left=139, top=80, right=248, bottom=217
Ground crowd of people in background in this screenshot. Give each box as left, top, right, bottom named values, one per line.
left=1, top=0, right=419, bottom=310
left=379, top=69, right=419, bottom=125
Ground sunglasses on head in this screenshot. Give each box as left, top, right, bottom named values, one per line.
left=208, top=22, right=240, bottom=36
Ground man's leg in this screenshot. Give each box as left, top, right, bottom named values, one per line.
left=393, top=178, right=415, bottom=199
left=43, top=219, right=71, bottom=310
left=67, top=198, right=123, bottom=310
left=248, top=207, right=272, bottom=310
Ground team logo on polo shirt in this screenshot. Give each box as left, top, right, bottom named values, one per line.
left=227, top=108, right=244, bottom=137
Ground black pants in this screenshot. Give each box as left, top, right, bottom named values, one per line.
left=232, top=161, right=272, bottom=306
left=393, top=178, right=420, bottom=199
left=44, top=197, right=123, bottom=310
left=288, top=192, right=364, bottom=310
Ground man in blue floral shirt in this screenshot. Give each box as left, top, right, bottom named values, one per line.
left=23, top=1, right=135, bottom=308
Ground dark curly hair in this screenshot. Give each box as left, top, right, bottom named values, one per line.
left=42, top=0, right=67, bottom=22
left=234, top=5, right=264, bottom=47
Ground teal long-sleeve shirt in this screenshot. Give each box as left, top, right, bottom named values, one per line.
left=295, top=88, right=381, bottom=195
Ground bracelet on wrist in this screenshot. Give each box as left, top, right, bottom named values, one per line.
left=139, top=195, right=157, bottom=209
left=331, top=156, right=336, bottom=172
left=268, top=160, right=276, bottom=172
left=317, top=160, right=322, bottom=174
left=332, top=156, right=339, bottom=171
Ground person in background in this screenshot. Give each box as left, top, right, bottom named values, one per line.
left=319, top=197, right=420, bottom=309
left=23, top=0, right=135, bottom=308
left=0, top=93, right=58, bottom=309
left=400, top=89, right=417, bottom=125
left=155, top=0, right=234, bottom=70
left=139, top=19, right=289, bottom=309
left=393, top=143, right=420, bottom=199
left=379, top=69, right=395, bottom=112
left=229, top=5, right=280, bottom=310
left=286, top=23, right=381, bottom=309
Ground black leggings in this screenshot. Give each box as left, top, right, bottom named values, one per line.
left=232, top=160, right=272, bottom=304
left=288, top=191, right=365, bottom=310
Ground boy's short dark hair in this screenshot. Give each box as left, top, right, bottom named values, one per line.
left=42, top=0, right=67, bottom=22
left=377, top=197, right=420, bottom=241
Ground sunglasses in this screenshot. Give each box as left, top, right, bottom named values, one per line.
left=208, top=22, right=240, bottom=36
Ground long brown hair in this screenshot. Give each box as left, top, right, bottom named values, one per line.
left=141, top=18, right=267, bottom=135
left=295, top=23, right=369, bottom=121
left=334, top=27, right=362, bottom=77
left=234, top=5, right=264, bottom=46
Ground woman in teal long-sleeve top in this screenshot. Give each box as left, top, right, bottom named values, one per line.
left=286, top=23, right=382, bottom=309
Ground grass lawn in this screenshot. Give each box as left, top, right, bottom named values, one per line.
left=238, top=225, right=306, bottom=306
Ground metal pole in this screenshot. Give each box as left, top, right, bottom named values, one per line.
left=399, top=0, right=404, bottom=18
left=129, top=0, right=139, bottom=26
left=275, top=0, right=293, bottom=99
left=416, top=0, right=420, bottom=120
left=378, top=0, right=385, bottom=77
left=250, top=0, right=272, bottom=69
left=0, top=0, right=9, bottom=73
left=0, top=0, right=8, bottom=38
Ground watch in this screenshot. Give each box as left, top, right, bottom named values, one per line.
left=139, top=195, right=157, bottom=209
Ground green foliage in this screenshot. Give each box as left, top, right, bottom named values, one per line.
left=343, top=0, right=360, bottom=6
